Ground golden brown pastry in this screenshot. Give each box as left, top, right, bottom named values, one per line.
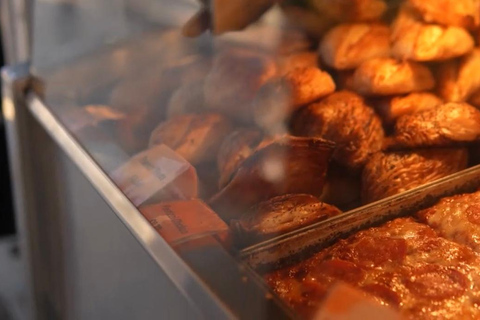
left=362, top=148, right=468, bottom=203
left=209, top=136, right=335, bottom=221
left=408, top=0, right=480, bottom=30
left=217, top=128, right=265, bottom=188
left=390, top=102, right=480, bottom=148
left=375, top=92, right=443, bottom=125
left=437, top=49, right=480, bottom=102
left=254, top=67, right=335, bottom=132
left=391, top=5, right=474, bottom=61
left=149, top=113, right=233, bottom=165
left=204, top=48, right=277, bottom=123
left=311, top=0, right=387, bottom=22
left=278, top=51, right=319, bottom=74
left=352, top=58, right=435, bottom=96
left=319, top=23, right=390, bottom=70
left=291, top=91, right=384, bottom=170
left=233, top=194, right=341, bottom=244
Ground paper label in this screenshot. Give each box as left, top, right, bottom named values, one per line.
left=111, top=145, right=193, bottom=206
left=140, top=199, right=229, bottom=244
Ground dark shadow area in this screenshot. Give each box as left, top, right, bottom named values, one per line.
left=0, top=29, right=16, bottom=235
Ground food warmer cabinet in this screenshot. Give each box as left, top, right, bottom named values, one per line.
left=4, top=0, right=480, bottom=319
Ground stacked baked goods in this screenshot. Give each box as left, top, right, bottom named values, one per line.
left=102, top=0, right=480, bottom=244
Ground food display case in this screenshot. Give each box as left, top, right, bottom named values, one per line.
left=4, top=0, right=480, bottom=319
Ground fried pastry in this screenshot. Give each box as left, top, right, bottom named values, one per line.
left=408, top=0, right=480, bottom=30
left=209, top=136, right=335, bottom=221
left=391, top=5, right=474, bottom=61
left=437, top=49, right=480, bottom=102
left=417, top=190, right=480, bottom=253
left=149, top=113, right=233, bottom=165
left=319, top=23, right=390, bottom=70
left=204, top=48, right=277, bottom=123
left=352, top=58, right=435, bottom=96
left=291, top=91, right=384, bottom=170
left=361, top=148, right=468, bottom=204
left=278, top=51, right=319, bottom=74
left=375, top=92, right=443, bottom=124
left=233, top=194, right=341, bottom=244
left=390, top=102, right=480, bottom=148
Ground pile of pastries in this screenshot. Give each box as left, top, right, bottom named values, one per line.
left=106, top=0, right=480, bottom=244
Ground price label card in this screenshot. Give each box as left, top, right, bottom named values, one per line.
left=111, top=144, right=198, bottom=206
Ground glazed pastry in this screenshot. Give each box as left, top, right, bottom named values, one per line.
left=266, top=217, right=480, bottom=319
left=311, top=0, right=387, bottom=22
left=408, top=0, right=480, bottom=30
left=437, top=49, right=480, bottom=102
left=391, top=5, right=474, bottom=61
left=361, top=148, right=468, bottom=204
left=352, top=58, right=435, bottom=96
left=233, top=194, right=341, bottom=244
left=254, top=67, right=335, bottom=131
left=292, top=91, right=384, bottom=170
left=390, top=102, right=480, bottom=148
left=209, top=136, right=335, bottom=221
left=204, top=48, right=277, bottom=123
left=149, top=113, right=233, bottom=165
left=375, top=92, right=442, bottom=124
left=217, top=128, right=265, bottom=188
left=319, top=23, right=390, bottom=70
left=417, top=190, right=480, bottom=253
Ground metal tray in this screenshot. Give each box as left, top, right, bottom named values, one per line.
left=239, top=164, right=480, bottom=272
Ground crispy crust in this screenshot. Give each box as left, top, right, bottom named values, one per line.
left=319, top=23, right=390, bottom=70
left=352, top=58, right=435, bottom=96
left=391, top=5, right=474, bottom=61
left=361, top=148, right=469, bottom=203
left=391, top=102, right=480, bottom=148
left=408, top=0, right=480, bottom=30
left=437, top=49, right=480, bottom=102
left=292, top=91, right=384, bottom=170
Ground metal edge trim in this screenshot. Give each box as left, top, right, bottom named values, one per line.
left=26, top=94, right=235, bottom=319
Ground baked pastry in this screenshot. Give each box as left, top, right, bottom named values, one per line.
left=233, top=194, right=341, bottom=244
left=417, top=190, right=480, bottom=253
left=278, top=51, right=319, bottom=74
left=319, top=23, right=390, bottom=70
left=390, top=102, right=480, bottom=148
left=291, top=91, right=384, bottom=170
left=374, top=92, right=443, bottom=124
left=204, top=48, right=277, bottom=123
left=437, top=49, right=480, bottom=102
left=391, top=5, right=474, bottom=61
left=209, top=136, right=335, bottom=221
left=266, top=217, right=480, bottom=319
left=361, top=148, right=468, bottom=204
left=217, top=128, right=265, bottom=188
left=352, top=58, right=435, bottom=96
left=408, top=0, right=480, bottom=30
left=149, top=113, right=233, bottom=165
left=254, top=67, right=335, bottom=131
